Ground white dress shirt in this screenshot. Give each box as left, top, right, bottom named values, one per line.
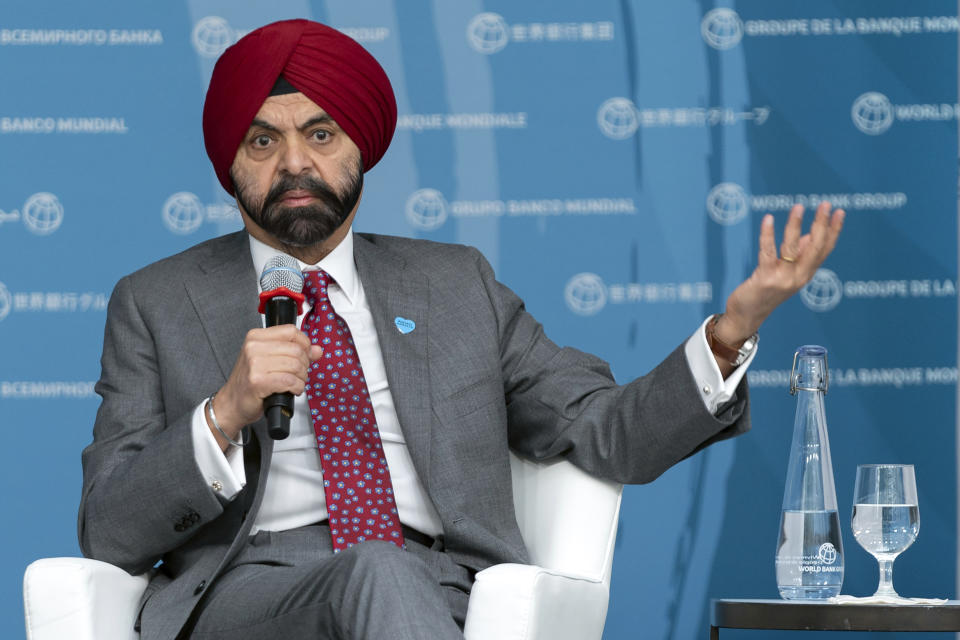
left=191, top=230, right=755, bottom=535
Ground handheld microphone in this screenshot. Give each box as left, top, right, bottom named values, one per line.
left=257, top=255, right=306, bottom=440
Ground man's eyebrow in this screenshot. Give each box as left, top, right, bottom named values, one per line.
left=249, top=118, right=281, bottom=134
left=299, top=114, right=337, bottom=131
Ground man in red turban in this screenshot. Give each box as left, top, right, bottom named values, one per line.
left=80, top=17, right=843, bottom=640
left=83, top=20, right=478, bottom=640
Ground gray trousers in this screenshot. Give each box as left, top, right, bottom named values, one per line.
left=185, top=523, right=472, bottom=639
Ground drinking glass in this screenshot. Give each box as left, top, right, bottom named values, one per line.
left=851, top=464, right=919, bottom=597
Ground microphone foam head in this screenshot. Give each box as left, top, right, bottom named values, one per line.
left=260, top=255, right=304, bottom=293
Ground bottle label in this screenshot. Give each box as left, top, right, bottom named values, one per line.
left=778, top=542, right=842, bottom=573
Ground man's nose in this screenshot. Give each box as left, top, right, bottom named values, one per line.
left=278, top=137, right=312, bottom=175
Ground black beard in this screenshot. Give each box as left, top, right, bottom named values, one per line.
left=232, top=160, right=363, bottom=248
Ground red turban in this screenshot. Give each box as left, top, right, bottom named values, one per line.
left=202, top=19, right=397, bottom=195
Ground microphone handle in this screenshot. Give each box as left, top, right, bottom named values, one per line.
left=264, top=296, right=298, bottom=440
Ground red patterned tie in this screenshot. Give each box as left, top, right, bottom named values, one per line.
left=301, top=269, right=405, bottom=552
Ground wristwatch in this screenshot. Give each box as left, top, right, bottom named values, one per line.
left=706, top=314, right=758, bottom=367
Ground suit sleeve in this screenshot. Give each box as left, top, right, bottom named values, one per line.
left=472, top=250, right=751, bottom=485
left=77, top=275, right=227, bottom=575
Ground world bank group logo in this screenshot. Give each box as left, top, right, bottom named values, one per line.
left=800, top=268, right=843, bottom=312
left=818, top=542, right=838, bottom=565
left=0, top=282, right=11, bottom=322
left=565, top=273, right=607, bottom=316
left=405, top=189, right=448, bottom=231
left=22, top=192, right=64, bottom=234
left=701, top=8, right=744, bottom=50
left=192, top=16, right=234, bottom=58
left=162, top=192, right=205, bottom=234
left=706, top=182, right=749, bottom=225
left=0, top=192, right=65, bottom=235
left=597, top=98, right=639, bottom=140
left=851, top=92, right=894, bottom=135
left=467, top=12, right=509, bottom=54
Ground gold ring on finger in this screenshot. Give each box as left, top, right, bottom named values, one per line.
left=781, top=255, right=797, bottom=263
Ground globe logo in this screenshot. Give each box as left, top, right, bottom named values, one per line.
left=467, top=13, right=509, bottom=54
left=800, top=268, right=843, bottom=312
left=818, top=542, right=838, bottom=565
left=0, top=281, right=10, bottom=322
left=192, top=16, right=234, bottom=58
left=564, top=273, right=607, bottom=316
left=162, top=192, right=205, bottom=235
left=705, top=183, right=749, bottom=225
left=701, top=8, right=743, bottom=50
left=851, top=92, right=894, bottom=135
left=22, top=192, right=64, bottom=235
left=405, top=189, right=448, bottom=231
left=597, top=98, right=639, bottom=140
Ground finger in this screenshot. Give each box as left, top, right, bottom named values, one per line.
left=250, top=326, right=312, bottom=357
left=790, top=202, right=827, bottom=271
left=780, top=204, right=804, bottom=260
left=250, top=352, right=312, bottom=381
left=245, top=338, right=313, bottom=367
left=822, top=208, right=845, bottom=254
left=802, top=201, right=833, bottom=262
left=292, top=326, right=313, bottom=349
left=309, top=344, right=324, bottom=361
left=245, top=347, right=313, bottom=384
left=758, top=214, right=778, bottom=269
left=251, top=325, right=312, bottom=350
left=264, top=324, right=311, bottom=346
left=255, top=371, right=308, bottom=397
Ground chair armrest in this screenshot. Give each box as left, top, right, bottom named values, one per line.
left=24, top=557, right=149, bottom=640
left=463, top=563, right=610, bottom=640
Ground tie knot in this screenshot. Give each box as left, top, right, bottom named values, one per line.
left=303, top=269, right=333, bottom=307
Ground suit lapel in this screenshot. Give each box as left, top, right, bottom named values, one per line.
left=353, top=235, right=433, bottom=483
left=182, top=231, right=273, bottom=450
left=184, top=231, right=260, bottom=381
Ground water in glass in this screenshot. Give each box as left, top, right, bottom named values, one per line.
left=851, top=504, right=919, bottom=558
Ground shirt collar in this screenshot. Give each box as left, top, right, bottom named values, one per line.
left=248, top=228, right=359, bottom=305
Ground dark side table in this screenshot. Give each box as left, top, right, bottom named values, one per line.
left=710, top=598, right=960, bottom=638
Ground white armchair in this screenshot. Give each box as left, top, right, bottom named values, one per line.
left=24, top=454, right=622, bottom=640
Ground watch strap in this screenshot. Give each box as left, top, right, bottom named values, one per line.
left=706, top=314, right=757, bottom=367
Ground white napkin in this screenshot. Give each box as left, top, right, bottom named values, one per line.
left=830, top=595, right=948, bottom=605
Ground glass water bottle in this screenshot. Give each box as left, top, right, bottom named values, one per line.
left=775, top=345, right=844, bottom=599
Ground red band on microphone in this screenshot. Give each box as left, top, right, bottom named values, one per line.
left=258, top=288, right=306, bottom=315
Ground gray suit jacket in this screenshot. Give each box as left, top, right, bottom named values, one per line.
left=78, top=230, right=749, bottom=640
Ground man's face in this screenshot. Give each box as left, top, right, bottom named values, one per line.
left=230, top=92, right=363, bottom=249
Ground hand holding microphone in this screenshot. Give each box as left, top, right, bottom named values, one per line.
left=206, top=256, right=322, bottom=449
left=258, top=255, right=308, bottom=439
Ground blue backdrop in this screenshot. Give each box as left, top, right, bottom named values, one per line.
left=2, top=1, right=957, bottom=639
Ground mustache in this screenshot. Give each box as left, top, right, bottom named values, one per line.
left=262, top=173, right=347, bottom=212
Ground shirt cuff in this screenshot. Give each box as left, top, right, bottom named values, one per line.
left=684, top=315, right=757, bottom=414
left=190, top=400, right=245, bottom=500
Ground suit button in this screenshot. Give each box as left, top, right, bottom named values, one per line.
left=174, top=523, right=185, bottom=532
left=190, top=512, right=201, bottom=523
left=194, top=580, right=206, bottom=595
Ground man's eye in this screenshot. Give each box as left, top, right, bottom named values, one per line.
left=312, top=130, right=330, bottom=143
left=253, top=134, right=272, bottom=148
